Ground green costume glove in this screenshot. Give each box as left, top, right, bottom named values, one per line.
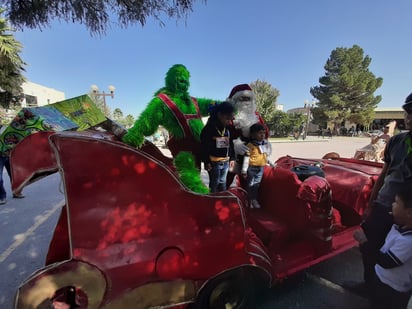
left=122, top=128, right=145, bottom=147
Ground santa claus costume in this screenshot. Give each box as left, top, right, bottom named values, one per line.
left=226, top=84, right=271, bottom=187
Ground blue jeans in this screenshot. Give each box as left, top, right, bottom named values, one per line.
left=247, top=166, right=264, bottom=200
left=0, top=155, right=11, bottom=200
left=208, top=160, right=229, bottom=193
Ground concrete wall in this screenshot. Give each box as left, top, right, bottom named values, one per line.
left=21, top=81, right=65, bottom=107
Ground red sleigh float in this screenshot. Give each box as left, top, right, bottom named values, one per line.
left=11, top=130, right=382, bottom=308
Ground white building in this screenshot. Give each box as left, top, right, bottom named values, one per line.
left=21, top=81, right=65, bottom=107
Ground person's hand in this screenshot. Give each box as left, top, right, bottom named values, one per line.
left=233, top=138, right=249, bottom=155
left=205, top=163, right=212, bottom=172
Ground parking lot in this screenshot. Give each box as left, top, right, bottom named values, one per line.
left=268, top=135, right=374, bottom=161
left=160, top=135, right=373, bottom=162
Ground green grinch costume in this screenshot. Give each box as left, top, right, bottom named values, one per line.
left=122, top=64, right=218, bottom=193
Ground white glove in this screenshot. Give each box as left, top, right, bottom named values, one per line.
left=241, top=155, right=250, bottom=174
left=267, top=159, right=276, bottom=168
left=233, top=137, right=249, bottom=156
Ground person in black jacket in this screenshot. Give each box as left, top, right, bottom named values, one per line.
left=200, top=102, right=235, bottom=193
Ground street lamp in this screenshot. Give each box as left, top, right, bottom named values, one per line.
left=303, top=100, right=316, bottom=140
left=90, top=85, right=115, bottom=116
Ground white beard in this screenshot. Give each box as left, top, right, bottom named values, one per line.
left=233, top=109, right=259, bottom=138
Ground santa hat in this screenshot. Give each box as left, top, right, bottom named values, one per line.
left=227, top=84, right=254, bottom=101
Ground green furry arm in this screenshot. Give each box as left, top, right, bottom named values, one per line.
left=196, top=98, right=220, bottom=116
left=122, top=98, right=164, bottom=147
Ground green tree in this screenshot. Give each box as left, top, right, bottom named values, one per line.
left=288, top=112, right=306, bottom=135
left=0, top=0, right=204, bottom=35
left=112, top=107, right=123, bottom=122
left=310, top=106, right=328, bottom=129
left=270, top=110, right=289, bottom=137
left=0, top=7, right=25, bottom=109
left=123, top=114, right=135, bottom=128
left=250, top=79, right=279, bottom=129
left=268, top=110, right=305, bottom=137
left=110, top=109, right=135, bottom=128
left=310, top=45, right=382, bottom=129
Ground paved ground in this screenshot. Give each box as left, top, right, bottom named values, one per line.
left=268, top=135, right=374, bottom=161
left=160, top=135, right=374, bottom=161
left=160, top=135, right=376, bottom=166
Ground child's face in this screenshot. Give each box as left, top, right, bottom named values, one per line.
left=252, top=129, right=266, bottom=141
left=217, top=112, right=234, bottom=126
left=392, top=194, right=412, bottom=226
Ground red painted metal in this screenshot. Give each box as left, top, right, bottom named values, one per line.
left=14, top=131, right=271, bottom=308
left=10, top=131, right=57, bottom=194
left=13, top=132, right=382, bottom=308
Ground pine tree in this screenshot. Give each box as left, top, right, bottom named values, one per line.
left=310, top=45, right=382, bottom=129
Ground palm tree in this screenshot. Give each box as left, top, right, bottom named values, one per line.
left=0, top=7, right=25, bottom=109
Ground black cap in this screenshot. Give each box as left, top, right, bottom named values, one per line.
left=209, top=101, right=235, bottom=116
left=402, top=92, right=412, bottom=113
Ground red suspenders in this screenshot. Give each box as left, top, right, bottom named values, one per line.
left=157, top=93, right=201, bottom=138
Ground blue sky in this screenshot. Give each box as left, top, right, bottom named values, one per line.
left=13, top=0, right=412, bottom=117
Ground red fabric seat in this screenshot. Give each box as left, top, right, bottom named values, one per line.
left=245, top=167, right=311, bottom=251
left=259, top=167, right=310, bottom=233
left=246, top=211, right=289, bottom=251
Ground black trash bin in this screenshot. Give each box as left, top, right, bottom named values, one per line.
left=291, top=164, right=325, bottom=181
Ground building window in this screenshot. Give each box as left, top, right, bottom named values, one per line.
left=25, top=95, right=38, bottom=107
